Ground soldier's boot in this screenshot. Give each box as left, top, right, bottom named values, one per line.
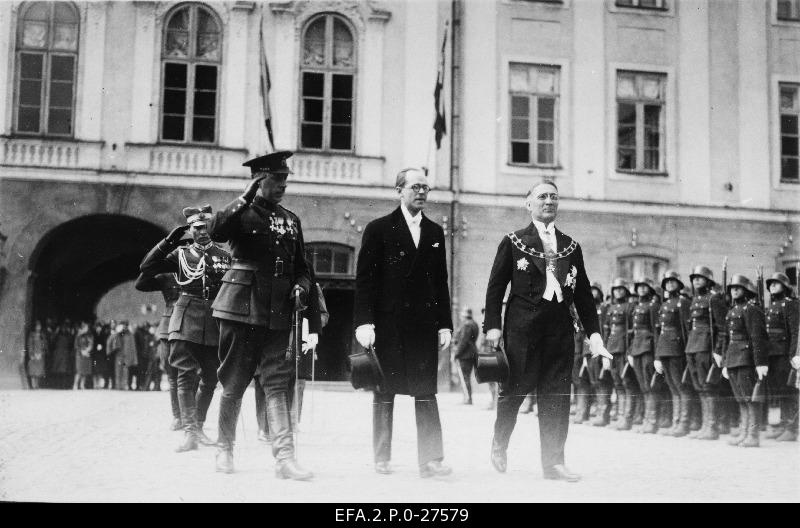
left=660, top=397, right=680, bottom=435
left=632, top=394, right=645, bottom=426
left=591, top=389, right=611, bottom=427
left=572, top=393, right=589, bottom=424
left=697, top=396, right=719, bottom=440
left=215, top=396, right=241, bottom=473
left=614, top=393, right=634, bottom=431
left=196, top=421, right=216, bottom=447
left=776, top=397, right=798, bottom=442
left=690, top=395, right=707, bottom=438
left=741, top=403, right=761, bottom=448
left=760, top=402, right=769, bottom=432
left=175, top=391, right=198, bottom=453
left=640, top=393, right=658, bottom=434
left=716, top=397, right=731, bottom=435
left=268, top=391, right=313, bottom=481
left=670, top=396, right=690, bottom=437
left=688, top=396, right=702, bottom=432
left=764, top=398, right=785, bottom=439
left=215, top=443, right=234, bottom=474
left=657, top=397, right=673, bottom=431
left=728, top=403, right=749, bottom=446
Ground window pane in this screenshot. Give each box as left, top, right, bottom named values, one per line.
left=301, top=124, right=323, bottom=148
left=303, top=18, right=326, bottom=66
left=48, top=108, right=71, bottom=134
left=536, top=69, right=557, bottom=94
left=162, top=115, right=185, bottom=140
left=617, top=74, right=637, bottom=98
left=782, top=158, right=798, bottom=180
left=54, top=3, right=79, bottom=23
left=164, top=63, right=188, bottom=88
left=618, top=103, right=636, bottom=125
left=20, top=53, right=43, bottom=79
left=24, top=2, right=49, bottom=21
left=333, top=250, right=349, bottom=274
left=197, top=9, right=220, bottom=33
left=49, top=82, right=72, bottom=107
left=781, top=115, right=798, bottom=134
left=778, top=0, right=793, bottom=19
left=163, top=89, right=186, bottom=114
left=317, top=248, right=332, bottom=273
left=644, top=104, right=660, bottom=127
left=331, top=100, right=352, bottom=124
left=618, top=148, right=636, bottom=169
left=195, top=65, right=217, bottom=90
left=193, top=91, right=216, bottom=116
left=781, top=87, right=797, bottom=111
left=782, top=137, right=799, bottom=157
left=50, top=55, right=74, bottom=81
left=511, top=142, right=529, bottom=163
left=618, top=126, right=636, bottom=147
left=643, top=149, right=659, bottom=170
left=22, top=21, right=48, bottom=48
left=165, top=31, right=189, bottom=58
left=192, top=117, right=215, bottom=142
left=333, top=18, right=354, bottom=68
left=332, top=74, right=353, bottom=99
left=641, top=77, right=663, bottom=100
left=640, top=0, right=659, bottom=8
left=53, top=24, right=78, bottom=51
left=511, top=96, right=529, bottom=117
left=537, top=143, right=554, bottom=165
left=510, top=65, right=529, bottom=92
left=538, top=98, right=554, bottom=119
left=17, top=107, right=40, bottom=132
left=330, top=125, right=352, bottom=150
left=303, top=99, right=323, bottom=122
left=511, top=118, right=529, bottom=140
left=302, top=72, right=324, bottom=97
left=645, top=128, right=660, bottom=148
left=197, top=34, right=220, bottom=61
left=537, top=120, right=554, bottom=141
left=19, top=80, right=42, bottom=106
left=168, top=8, right=190, bottom=30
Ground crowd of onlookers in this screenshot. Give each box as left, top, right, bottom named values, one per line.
left=18, top=318, right=164, bottom=391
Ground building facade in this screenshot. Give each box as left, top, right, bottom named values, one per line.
left=1, top=0, right=798, bottom=381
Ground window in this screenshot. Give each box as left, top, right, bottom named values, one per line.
left=509, top=64, right=559, bottom=166
left=160, top=4, right=221, bottom=144
left=617, top=255, right=669, bottom=285
left=305, top=243, right=354, bottom=277
left=300, top=14, right=356, bottom=152
left=780, top=84, right=800, bottom=183
left=616, top=0, right=667, bottom=9
left=616, top=71, right=666, bottom=174
left=778, top=0, right=800, bottom=20
left=784, top=264, right=798, bottom=286
left=14, top=2, right=79, bottom=136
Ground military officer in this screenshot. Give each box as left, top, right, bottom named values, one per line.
left=139, top=205, right=230, bottom=451
left=208, top=151, right=319, bottom=480
left=570, top=305, right=593, bottom=425
left=685, top=265, right=728, bottom=440
left=604, top=278, right=639, bottom=430
left=654, top=270, right=692, bottom=436
left=629, top=278, right=664, bottom=434
left=721, top=275, right=769, bottom=448
left=763, top=272, right=799, bottom=441
left=587, top=282, right=613, bottom=426
left=484, top=180, right=611, bottom=482
left=134, top=271, right=181, bottom=430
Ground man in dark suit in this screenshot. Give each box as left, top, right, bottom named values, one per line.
left=354, top=167, right=454, bottom=478
left=484, top=180, right=611, bottom=482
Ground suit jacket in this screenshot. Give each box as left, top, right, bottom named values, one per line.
left=354, top=207, right=453, bottom=395
left=484, top=223, right=600, bottom=337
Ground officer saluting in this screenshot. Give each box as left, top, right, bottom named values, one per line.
left=209, top=151, right=318, bottom=480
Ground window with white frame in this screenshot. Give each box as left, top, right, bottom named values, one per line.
left=509, top=64, right=560, bottom=166
left=778, top=0, right=800, bottom=20
left=617, top=255, right=669, bottom=285
left=305, top=243, right=354, bottom=277
left=780, top=84, right=800, bottom=183
left=300, top=14, right=356, bottom=152
left=160, top=4, right=221, bottom=144
left=616, top=0, right=667, bottom=9
left=15, top=1, right=79, bottom=136
left=616, top=71, right=666, bottom=174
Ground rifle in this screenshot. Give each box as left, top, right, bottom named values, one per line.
left=722, top=256, right=729, bottom=306
left=706, top=289, right=721, bottom=385
left=756, top=265, right=765, bottom=309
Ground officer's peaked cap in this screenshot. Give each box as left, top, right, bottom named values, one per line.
left=243, top=150, right=294, bottom=176
left=182, top=204, right=213, bottom=226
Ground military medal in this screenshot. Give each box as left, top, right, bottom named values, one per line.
left=517, top=257, right=529, bottom=271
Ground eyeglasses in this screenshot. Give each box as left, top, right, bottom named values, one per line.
left=535, top=192, right=559, bottom=201
left=404, top=184, right=431, bottom=194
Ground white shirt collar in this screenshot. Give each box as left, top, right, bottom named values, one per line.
left=531, top=219, right=555, bottom=236
left=400, top=203, right=422, bottom=225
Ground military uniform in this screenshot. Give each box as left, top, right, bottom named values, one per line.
left=209, top=151, right=318, bottom=479
left=140, top=205, right=230, bottom=450
left=604, top=282, right=639, bottom=431
left=570, top=309, right=593, bottom=424
left=655, top=271, right=692, bottom=436
left=587, top=292, right=613, bottom=426
left=764, top=273, right=799, bottom=441
left=721, top=275, right=769, bottom=447
left=629, top=280, right=663, bottom=433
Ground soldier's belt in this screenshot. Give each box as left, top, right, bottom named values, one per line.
left=180, top=292, right=207, bottom=300
left=231, top=259, right=260, bottom=271
left=767, top=329, right=786, bottom=337
left=728, top=333, right=748, bottom=340
left=660, top=326, right=680, bottom=333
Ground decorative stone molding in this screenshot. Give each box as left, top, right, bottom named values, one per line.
left=124, top=142, right=248, bottom=177
left=1, top=137, right=103, bottom=170
left=292, top=152, right=384, bottom=186
left=269, top=0, right=391, bottom=33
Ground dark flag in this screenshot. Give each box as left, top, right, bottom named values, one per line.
left=259, top=16, right=275, bottom=151
left=433, top=22, right=448, bottom=150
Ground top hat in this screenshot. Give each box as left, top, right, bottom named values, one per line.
left=242, top=150, right=294, bottom=176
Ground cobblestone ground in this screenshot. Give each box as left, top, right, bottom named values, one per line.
left=0, top=387, right=798, bottom=503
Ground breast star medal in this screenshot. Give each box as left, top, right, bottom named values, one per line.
left=517, top=257, right=529, bottom=271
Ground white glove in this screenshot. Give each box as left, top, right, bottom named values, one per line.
left=627, top=355, right=635, bottom=367
left=438, top=329, right=452, bottom=350
left=722, top=367, right=729, bottom=380
left=589, top=333, right=613, bottom=361
left=601, top=356, right=611, bottom=372
left=355, top=324, right=375, bottom=349
left=582, top=357, right=588, bottom=369
left=302, top=333, right=318, bottom=354
left=486, top=328, right=502, bottom=348
left=712, top=353, right=722, bottom=368
left=791, top=356, right=800, bottom=370
left=755, top=365, right=768, bottom=380
left=654, top=359, right=664, bottom=375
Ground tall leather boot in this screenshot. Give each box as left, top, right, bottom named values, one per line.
left=640, top=393, right=658, bottom=434
left=728, top=403, right=749, bottom=446
left=775, top=395, right=798, bottom=442
left=591, top=388, right=611, bottom=426
left=215, top=396, right=241, bottom=473
left=671, top=395, right=691, bottom=437
left=741, top=403, right=761, bottom=448
left=175, top=391, right=198, bottom=452
left=690, top=395, right=707, bottom=438
left=632, top=393, right=645, bottom=425
left=657, top=396, right=673, bottom=431
left=661, top=395, right=680, bottom=435
left=196, top=421, right=216, bottom=446
left=267, top=391, right=313, bottom=481
left=572, top=393, right=589, bottom=424
left=169, top=384, right=181, bottom=430
left=697, top=395, right=719, bottom=440
left=614, top=393, right=633, bottom=431
left=688, top=396, right=702, bottom=432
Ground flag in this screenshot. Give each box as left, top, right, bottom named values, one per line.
left=259, top=16, right=275, bottom=152
left=433, top=22, right=448, bottom=150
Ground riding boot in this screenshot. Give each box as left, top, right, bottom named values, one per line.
left=267, top=391, right=313, bottom=481
left=572, top=393, right=589, bottom=424
left=688, top=396, right=702, bottom=432
left=215, top=396, right=241, bottom=473
left=671, top=395, right=691, bottom=437
left=614, top=392, right=633, bottom=431
left=175, top=391, right=198, bottom=452
left=698, top=395, right=719, bottom=440
left=632, top=393, right=644, bottom=425
left=657, top=397, right=673, bottom=431
left=196, top=421, right=216, bottom=446
left=741, top=403, right=761, bottom=448
left=591, top=388, right=611, bottom=427
left=640, top=393, right=658, bottom=434
left=728, top=403, right=749, bottom=446
left=716, top=396, right=731, bottom=435
left=169, top=386, right=182, bottom=430
left=660, top=396, right=680, bottom=435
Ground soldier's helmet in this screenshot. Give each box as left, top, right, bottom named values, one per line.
left=661, top=269, right=685, bottom=291
left=633, top=277, right=657, bottom=295
left=766, top=272, right=793, bottom=295
left=689, top=265, right=715, bottom=286
left=727, top=274, right=757, bottom=297
left=590, top=282, right=603, bottom=295
left=610, top=277, right=630, bottom=295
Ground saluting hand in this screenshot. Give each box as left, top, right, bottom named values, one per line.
left=486, top=328, right=502, bottom=348
left=355, top=324, right=375, bottom=349
left=165, top=225, right=190, bottom=244
left=241, top=175, right=267, bottom=204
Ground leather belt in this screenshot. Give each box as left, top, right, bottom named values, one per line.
left=231, top=259, right=260, bottom=271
